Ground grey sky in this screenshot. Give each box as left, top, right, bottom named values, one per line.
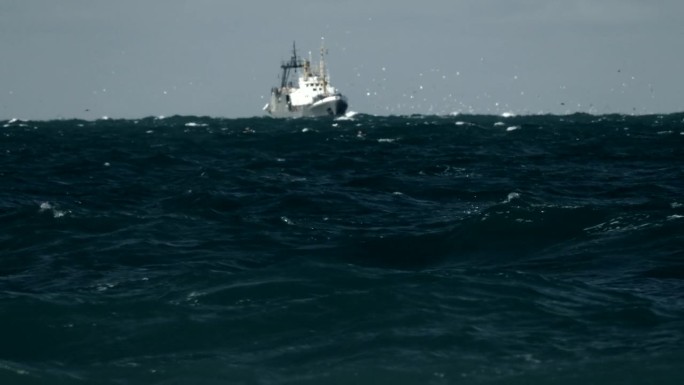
left=1, top=0, right=682, bottom=120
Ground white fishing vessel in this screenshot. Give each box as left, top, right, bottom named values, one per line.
left=264, top=42, right=348, bottom=118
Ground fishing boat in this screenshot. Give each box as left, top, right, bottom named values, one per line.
left=264, top=42, right=348, bottom=118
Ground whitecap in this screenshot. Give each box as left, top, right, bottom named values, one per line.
left=503, top=192, right=520, bottom=203
left=378, top=138, right=396, bottom=143
left=584, top=215, right=653, bottom=235
left=40, top=201, right=70, bottom=218
left=0, top=360, right=30, bottom=376
left=517, top=353, right=541, bottom=364
left=53, top=210, right=69, bottom=218
left=96, top=282, right=116, bottom=292
left=506, top=126, right=520, bottom=132
left=494, top=122, right=505, bottom=126
left=501, top=112, right=516, bottom=118
left=185, top=122, right=208, bottom=127
left=185, top=290, right=204, bottom=306
left=335, top=111, right=359, bottom=121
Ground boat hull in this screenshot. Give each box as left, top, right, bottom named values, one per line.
left=266, top=94, right=348, bottom=118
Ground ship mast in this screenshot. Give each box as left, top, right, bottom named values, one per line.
left=280, top=41, right=303, bottom=88
left=320, top=38, right=328, bottom=95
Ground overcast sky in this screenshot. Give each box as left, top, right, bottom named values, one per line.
left=1, top=0, right=682, bottom=120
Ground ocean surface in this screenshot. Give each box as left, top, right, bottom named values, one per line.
left=1, top=113, right=683, bottom=384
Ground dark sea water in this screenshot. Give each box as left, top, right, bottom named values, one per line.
left=1, top=113, right=683, bottom=384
